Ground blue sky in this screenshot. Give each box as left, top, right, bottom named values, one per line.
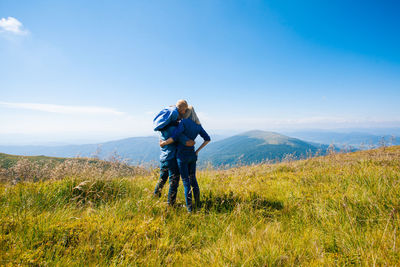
left=1, top=0, right=399, bottom=144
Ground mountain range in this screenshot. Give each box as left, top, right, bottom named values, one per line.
left=283, top=130, right=399, bottom=148
left=0, top=130, right=334, bottom=166
left=5, top=128, right=397, bottom=167
left=200, top=130, right=328, bottom=166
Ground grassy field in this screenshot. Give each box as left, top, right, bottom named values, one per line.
left=0, top=153, right=147, bottom=184
left=0, top=146, right=399, bottom=266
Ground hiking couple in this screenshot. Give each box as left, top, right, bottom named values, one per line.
left=153, top=100, right=210, bottom=212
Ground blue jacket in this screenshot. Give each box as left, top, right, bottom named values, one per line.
left=153, top=107, right=189, bottom=162
left=171, top=119, right=211, bottom=155
left=157, top=124, right=179, bottom=162
left=153, top=106, right=179, bottom=131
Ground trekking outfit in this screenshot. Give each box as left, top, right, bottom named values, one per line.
left=171, top=119, right=211, bottom=212
left=153, top=106, right=189, bottom=205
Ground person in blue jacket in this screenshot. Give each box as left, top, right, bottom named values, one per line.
left=160, top=106, right=210, bottom=212
left=153, top=100, right=195, bottom=206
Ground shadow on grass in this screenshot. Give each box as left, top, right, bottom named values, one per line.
left=200, top=191, right=283, bottom=214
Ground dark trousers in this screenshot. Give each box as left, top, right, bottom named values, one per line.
left=153, top=158, right=180, bottom=205
left=177, top=152, right=199, bottom=212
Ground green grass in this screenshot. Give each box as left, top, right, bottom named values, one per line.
left=0, top=153, right=66, bottom=169
left=0, top=152, right=121, bottom=169
left=1, top=147, right=399, bottom=266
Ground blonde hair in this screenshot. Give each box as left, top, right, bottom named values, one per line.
left=176, top=99, right=188, bottom=109
left=183, top=106, right=201, bottom=125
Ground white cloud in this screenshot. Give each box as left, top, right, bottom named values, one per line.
left=0, top=17, right=29, bottom=35
left=0, top=101, right=125, bottom=115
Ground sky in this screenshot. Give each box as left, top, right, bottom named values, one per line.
left=1, top=0, right=400, bottom=144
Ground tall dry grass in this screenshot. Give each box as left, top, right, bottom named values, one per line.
left=0, top=146, right=399, bottom=266
left=0, top=156, right=148, bottom=184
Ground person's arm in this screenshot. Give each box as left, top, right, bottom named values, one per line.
left=195, top=140, right=209, bottom=155
left=179, top=134, right=195, bottom=146
left=160, top=137, right=195, bottom=147
left=176, top=133, right=195, bottom=147
left=160, top=137, right=173, bottom=147
left=160, top=121, right=185, bottom=147
left=186, top=139, right=195, bottom=146
left=195, top=126, right=211, bottom=155
left=160, top=135, right=194, bottom=147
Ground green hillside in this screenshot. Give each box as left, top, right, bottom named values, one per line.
left=0, top=152, right=65, bottom=169
left=0, top=152, right=147, bottom=183
left=0, top=146, right=399, bottom=265
left=201, top=130, right=325, bottom=166
left=0, top=136, right=160, bottom=164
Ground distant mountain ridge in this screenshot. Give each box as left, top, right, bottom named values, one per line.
left=282, top=130, right=400, bottom=148
left=0, top=130, right=336, bottom=166
left=0, top=137, right=160, bottom=164
left=200, top=130, right=326, bottom=166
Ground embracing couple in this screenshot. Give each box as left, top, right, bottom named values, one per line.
left=153, top=100, right=210, bottom=212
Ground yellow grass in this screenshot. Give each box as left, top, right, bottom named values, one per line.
left=1, top=146, right=399, bottom=266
